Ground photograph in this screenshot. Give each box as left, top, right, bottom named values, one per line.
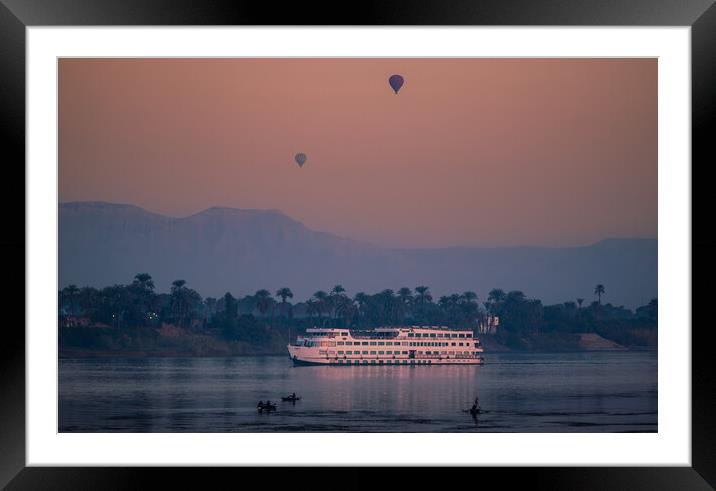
left=57, top=57, right=658, bottom=433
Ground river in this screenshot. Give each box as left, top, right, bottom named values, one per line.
left=59, top=351, right=657, bottom=432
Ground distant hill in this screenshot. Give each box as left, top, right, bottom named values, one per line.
left=59, top=202, right=657, bottom=308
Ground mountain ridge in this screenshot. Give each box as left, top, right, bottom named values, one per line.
left=59, top=201, right=657, bottom=308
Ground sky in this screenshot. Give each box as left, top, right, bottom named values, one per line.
left=59, top=58, right=657, bottom=248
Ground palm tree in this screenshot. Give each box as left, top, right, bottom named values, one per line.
left=576, top=298, right=584, bottom=308
left=397, top=287, right=413, bottom=322
left=63, top=284, right=80, bottom=314
left=132, top=273, right=156, bottom=321
left=203, top=297, right=217, bottom=323
left=254, top=289, right=273, bottom=316
left=461, top=291, right=478, bottom=304
left=488, top=288, right=506, bottom=304
left=397, top=287, right=413, bottom=302
left=485, top=288, right=506, bottom=316
left=170, top=280, right=201, bottom=328
left=275, top=287, right=293, bottom=304
left=414, top=286, right=432, bottom=305
left=378, top=289, right=396, bottom=324
left=354, top=292, right=370, bottom=326
left=275, top=287, right=293, bottom=318
left=312, top=291, right=329, bottom=324
left=594, top=284, right=605, bottom=305
left=132, top=273, right=155, bottom=292
left=335, top=297, right=357, bottom=327
left=306, top=300, right=320, bottom=320
left=329, top=285, right=347, bottom=318
left=170, top=280, right=187, bottom=326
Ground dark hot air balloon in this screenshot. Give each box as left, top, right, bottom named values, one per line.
left=388, top=74, right=404, bottom=94
left=295, top=153, right=307, bottom=167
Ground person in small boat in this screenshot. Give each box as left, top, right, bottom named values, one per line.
left=258, top=400, right=264, bottom=407
left=291, top=392, right=296, bottom=400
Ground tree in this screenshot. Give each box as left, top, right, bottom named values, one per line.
left=131, top=273, right=156, bottom=324
left=61, top=284, right=80, bottom=314
left=203, top=297, right=217, bottom=324
left=306, top=299, right=320, bottom=320
left=132, top=273, right=155, bottom=292
left=594, top=284, right=605, bottom=305
left=354, top=292, right=370, bottom=326
left=335, top=297, right=358, bottom=327
left=486, top=288, right=507, bottom=316
left=461, top=291, right=478, bottom=303
left=414, top=286, right=432, bottom=305
left=397, top=287, right=413, bottom=322
left=275, top=287, right=293, bottom=319
left=576, top=298, right=584, bottom=308
left=312, top=291, right=329, bottom=324
left=170, top=280, right=202, bottom=329
left=276, top=287, right=293, bottom=304
left=329, top=285, right=348, bottom=318
left=254, top=289, right=273, bottom=316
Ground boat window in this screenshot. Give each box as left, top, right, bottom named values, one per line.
left=408, top=333, right=414, bottom=337
left=429, top=333, right=436, bottom=338
left=369, top=342, right=377, bottom=346
left=362, top=350, right=368, bottom=355
left=378, top=342, right=384, bottom=346
left=459, top=342, right=464, bottom=346
left=451, top=333, right=458, bottom=338
left=362, top=342, right=369, bottom=346
left=378, top=351, right=384, bottom=355
left=337, top=351, right=344, bottom=354
left=370, top=351, right=376, bottom=355
left=345, top=341, right=352, bottom=345
left=458, top=334, right=465, bottom=338
left=337, top=342, right=344, bottom=345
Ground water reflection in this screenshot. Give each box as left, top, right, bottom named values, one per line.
left=59, top=352, right=657, bottom=433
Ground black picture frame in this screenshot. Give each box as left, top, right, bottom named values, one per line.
left=1, top=0, right=713, bottom=488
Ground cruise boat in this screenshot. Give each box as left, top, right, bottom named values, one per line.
left=288, top=326, right=484, bottom=366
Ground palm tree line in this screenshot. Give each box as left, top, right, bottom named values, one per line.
left=59, top=273, right=634, bottom=336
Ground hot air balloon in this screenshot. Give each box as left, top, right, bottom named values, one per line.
left=388, top=74, right=404, bottom=94
left=294, top=153, right=307, bottom=167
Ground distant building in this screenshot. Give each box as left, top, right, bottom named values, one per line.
left=477, top=315, right=499, bottom=335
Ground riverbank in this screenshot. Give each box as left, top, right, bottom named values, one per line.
left=58, top=325, right=655, bottom=359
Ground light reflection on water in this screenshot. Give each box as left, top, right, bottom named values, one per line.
left=59, top=352, right=657, bottom=432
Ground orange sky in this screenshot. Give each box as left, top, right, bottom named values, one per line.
left=59, top=58, right=657, bottom=248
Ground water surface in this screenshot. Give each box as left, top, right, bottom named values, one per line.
left=59, top=352, right=657, bottom=432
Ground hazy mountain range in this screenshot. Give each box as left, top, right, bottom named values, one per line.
left=59, top=202, right=657, bottom=308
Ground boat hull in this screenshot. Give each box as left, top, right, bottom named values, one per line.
left=288, top=349, right=484, bottom=366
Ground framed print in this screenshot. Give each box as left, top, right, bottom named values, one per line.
left=2, top=0, right=714, bottom=488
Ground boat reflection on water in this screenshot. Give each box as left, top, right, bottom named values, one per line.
left=288, top=363, right=483, bottom=417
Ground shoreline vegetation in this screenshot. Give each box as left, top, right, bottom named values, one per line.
left=59, top=274, right=657, bottom=358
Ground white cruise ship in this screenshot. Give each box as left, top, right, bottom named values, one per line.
left=288, top=326, right=484, bottom=366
